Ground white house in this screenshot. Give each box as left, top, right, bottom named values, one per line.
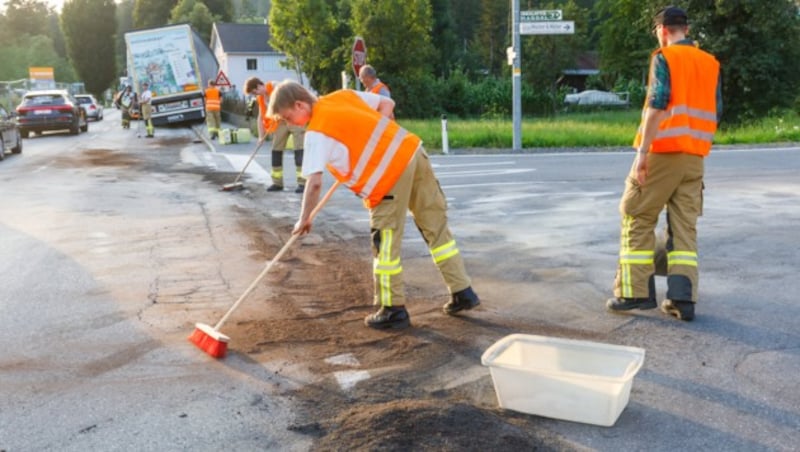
left=209, top=22, right=306, bottom=97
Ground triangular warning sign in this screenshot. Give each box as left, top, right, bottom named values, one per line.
left=214, top=70, right=231, bottom=87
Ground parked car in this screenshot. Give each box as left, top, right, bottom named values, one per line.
left=16, top=90, right=88, bottom=138
left=0, top=103, right=23, bottom=160
left=564, top=90, right=629, bottom=107
left=75, top=94, right=104, bottom=121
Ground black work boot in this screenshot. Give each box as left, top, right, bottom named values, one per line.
left=295, top=185, right=305, bottom=194
left=443, top=286, right=480, bottom=315
left=606, top=297, right=657, bottom=312
left=661, top=299, right=695, bottom=321
left=365, top=306, right=410, bottom=330
left=266, top=184, right=284, bottom=192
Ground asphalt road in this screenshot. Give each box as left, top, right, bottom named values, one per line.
left=1, top=109, right=798, bottom=451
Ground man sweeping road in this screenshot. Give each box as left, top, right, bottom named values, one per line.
left=267, top=80, right=480, bottom=330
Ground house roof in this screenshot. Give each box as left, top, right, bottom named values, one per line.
left=213, top=22, right=275, bottom=53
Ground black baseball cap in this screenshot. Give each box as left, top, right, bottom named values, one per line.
left=653, top=6, right=689, bottom=26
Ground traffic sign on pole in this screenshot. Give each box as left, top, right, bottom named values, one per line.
left=520, top=21, right=575, bottom=35
left=521, top=10, right=562, bottom=22
left=352, top=36, right=367, bottom=80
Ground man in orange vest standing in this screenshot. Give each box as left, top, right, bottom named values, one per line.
left=267, top=80, right=480, bottom=330
left=606, top=6, right=722, bottom=321
left=244, top=77, right=306, bottom=193
left=204, top=80, right=222, bottom=140
left=358, top=65, right=391, bottom=98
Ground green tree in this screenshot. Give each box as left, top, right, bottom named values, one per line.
left=170, top=0, right=218, bottom=42
left=2, top=0, right=50, bottom=38
left=430, top=0, right=458, bottom=77
left=61, top=0, right=117, bottom=97
left=0, top=35, right=76, bottom=82
left=133, top=0, right=179, bottom=28
left=474, top=0, right=509, bottom=76
left=595, top=0, right=800, bottom=122
left=269, top=0, right=343, bottom=93
left=202, top=0, right=234, bottom=21
left=116, top=0, right=135, bottom=78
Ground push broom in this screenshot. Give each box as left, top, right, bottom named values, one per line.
left=219, top=140, right=266, bottom=191
left=189, top=181, right=341, bottom=358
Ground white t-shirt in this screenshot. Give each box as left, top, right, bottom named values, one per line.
left=140, top=89, right=152, bottom=104
left=301, top=91, right=382, bottom=178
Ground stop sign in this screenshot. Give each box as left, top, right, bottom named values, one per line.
left=352, top=36, right=367, bottom=79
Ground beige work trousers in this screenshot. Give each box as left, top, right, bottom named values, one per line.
left=614, top=152, right=704, bottom=302
left=270, top=120, right=306, bottom=185
left=369, top=148, right=471, bottom=307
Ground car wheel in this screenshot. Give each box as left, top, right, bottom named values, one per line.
left=0, top=137, right=5, bottom=161
left=71, top=118, right=80, bottom=135
left=11, top=130, right=22, bottom=154
left=80, top=113, right=88, bottom=132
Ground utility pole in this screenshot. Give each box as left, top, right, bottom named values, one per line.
left=511, top=0, right=522, bottom=152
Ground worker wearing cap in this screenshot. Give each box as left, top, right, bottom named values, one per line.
left=140, top=81, right=154, bottom=138
left=204, top=80, right=222, bottom=140
left=606, top=6, right=722, bottom=321
left=244, top=77, right=306, bottom=193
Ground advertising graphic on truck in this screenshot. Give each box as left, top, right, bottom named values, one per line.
left=124, top=24, right=218, bottom=126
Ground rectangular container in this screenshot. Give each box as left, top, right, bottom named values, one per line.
left=481, top=334, right=645, bottom=427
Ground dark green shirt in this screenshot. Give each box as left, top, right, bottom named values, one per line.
left=647, top=39, right=723, bottom=121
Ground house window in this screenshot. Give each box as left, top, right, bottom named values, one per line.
left=246, top=59, right=257, bottom=71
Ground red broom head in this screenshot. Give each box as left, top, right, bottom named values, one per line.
left=188, top=323, right=230, bottom=359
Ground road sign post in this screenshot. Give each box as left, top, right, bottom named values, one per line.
left=511, top=6, right=574, bottom=152
left=352, top=36, right=366, bottom=90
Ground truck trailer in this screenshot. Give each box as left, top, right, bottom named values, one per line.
left=124, top=24, right=218, bottom=126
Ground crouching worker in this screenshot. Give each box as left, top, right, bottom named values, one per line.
left=268, top=80, right=480, bottom=330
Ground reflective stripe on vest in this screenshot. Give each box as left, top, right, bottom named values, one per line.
left=634, top=44, right=719, bottom=157
left=307, top=90, right=420, bottom=208
left=205, top=87, right=221, bottom=111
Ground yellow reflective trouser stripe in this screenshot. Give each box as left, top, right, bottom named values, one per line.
left=668, top=251, right=698, bottom=267
left=271, top=169, right=283, bottom=178
left=431, top=240, right=459, bottom=264
left=620, top=215, right=655, bottom=298
left=374, top=229, right=401, bottom=306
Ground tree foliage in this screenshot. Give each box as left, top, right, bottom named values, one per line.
left=170, top=0, right=219, bottom=42
left=61, top=0, right=118, bottom=97
left=595, top=0, right=800, bottom=123
left=269, top=0, right=343, bottom=93
left=133, top=0, right=179, bottom=28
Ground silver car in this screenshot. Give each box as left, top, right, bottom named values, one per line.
left=75, top=94, right=104, bottom=121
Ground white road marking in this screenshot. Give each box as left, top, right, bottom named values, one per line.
left=325, top=353, right=360, bottom=367
left=432, top=161, right=517, bottom=168
left=223, top=153, right=270, bottom=184
left=435, top=168, right=535, bottom=178
left=333, top=370, right=371, bottom=391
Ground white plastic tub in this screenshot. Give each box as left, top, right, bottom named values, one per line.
left=481, top=334, right=645, bottom=427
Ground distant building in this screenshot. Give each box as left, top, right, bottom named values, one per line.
left=558, top=51, right=600, bottom=92
left=209, top=22, right=307, bottom=97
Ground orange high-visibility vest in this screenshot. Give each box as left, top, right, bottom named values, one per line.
left=256, top=81, right=277, bottom=133
left=369, top=81, right=389, bottom=95
left=634, top=44, right=719, bottom=157
left=307, top=90, right=421, bottom=208
left=205, top=87, right=221, bottom=111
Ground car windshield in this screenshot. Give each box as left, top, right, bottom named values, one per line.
left=23, top=95, right=66, bottom=106
left=76, top=97, right=92, bottom=104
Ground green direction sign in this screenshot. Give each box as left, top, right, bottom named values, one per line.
left=521, top=10, right=563, bottom=22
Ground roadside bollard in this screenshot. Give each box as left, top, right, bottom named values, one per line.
left=441, top=114, right=449, bottom=155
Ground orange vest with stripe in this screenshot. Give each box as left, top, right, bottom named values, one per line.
left=257, top=82, right=277, bottom=133
left=307, top=90, right=421, bottom=208
left=369, top=81, right=389, bottom=96
left=204, top=87, right=221, bottom=111
left=634, top=44, right=719, bottom=157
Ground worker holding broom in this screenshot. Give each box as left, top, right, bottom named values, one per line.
left=244, top=77, right=306, bottom=193
left=267, top=80, right=480, bottom=330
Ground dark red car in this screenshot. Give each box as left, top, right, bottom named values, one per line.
left=16, top=90, right=88, bottom=138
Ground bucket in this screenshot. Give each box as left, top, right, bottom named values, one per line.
left=481, top=334, right=645, bottom=426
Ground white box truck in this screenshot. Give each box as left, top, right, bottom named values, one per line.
left=124, top=24, right=218, bottom=126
